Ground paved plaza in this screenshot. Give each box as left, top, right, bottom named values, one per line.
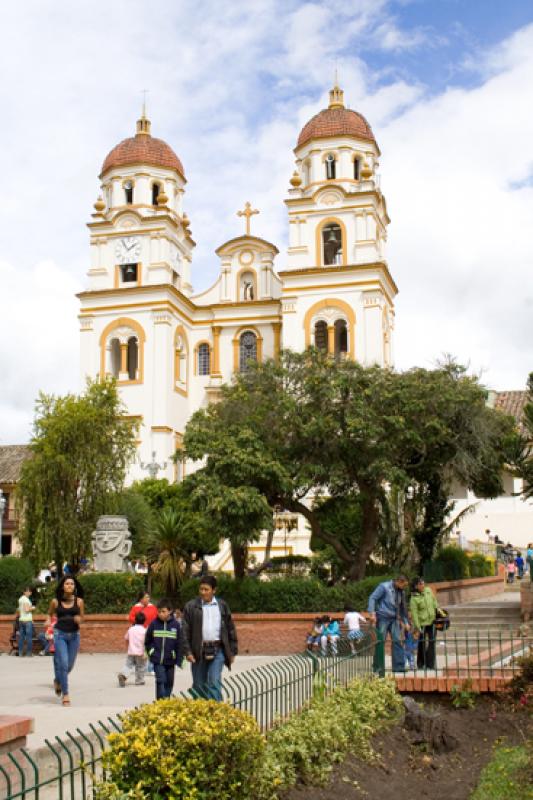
left=0, top=652, right=280, bottom=748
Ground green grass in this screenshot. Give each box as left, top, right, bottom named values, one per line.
left=470, top=744, right=533, bottom=800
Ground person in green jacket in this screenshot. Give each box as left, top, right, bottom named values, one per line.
left=409, top=578, right=438, bottom=670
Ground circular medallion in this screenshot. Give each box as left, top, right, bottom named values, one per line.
left=239, top=250, right=254, bottom=266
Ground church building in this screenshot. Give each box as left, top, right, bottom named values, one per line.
left=78, top=83, right=397, bottom=549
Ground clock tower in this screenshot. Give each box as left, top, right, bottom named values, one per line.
left=78, top=111, right=195, bottom=480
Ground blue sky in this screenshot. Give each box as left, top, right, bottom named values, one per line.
left=0, top=1, right=532, bottom=443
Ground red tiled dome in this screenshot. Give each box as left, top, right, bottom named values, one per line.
left=101, top=125, right=185, bottom=179
left=297, top=107, right=377, bottom=150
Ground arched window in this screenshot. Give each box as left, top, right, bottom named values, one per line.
left=151, top=183, right=160, bottom=205
left=197, top=343, right=210, bottom=376
left=110, top=338, right=121, bottom=377
left=325, top=154, right=336, bottom=180
left=239, top=331, right=257, bottom=372
left=334, top=319, right=348, bottom=360
left=314, top=321, right=328, bottom=352
left=124, top=181, right=134, bottom=204
left=127, top=337, right=138, bottom=380
left=322, top=223, right=342, bottom=265
left=354, top=159, right=360, bottom=180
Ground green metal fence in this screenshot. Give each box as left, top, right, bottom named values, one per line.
left=0, top=634, right=375, bottom=800
left=375, top=628, right=530, bottom=679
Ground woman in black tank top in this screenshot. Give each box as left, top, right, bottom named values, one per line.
left=47, top=576, right=85, bottom=706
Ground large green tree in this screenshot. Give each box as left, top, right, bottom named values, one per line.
left=17, top=379, right=137, bottom=574
left=183, top=351, right=513, bottom=579
left=511, top=371, right=533, bottom=498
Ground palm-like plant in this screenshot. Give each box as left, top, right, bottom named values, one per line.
left=146, top=507, right=208, bottom=597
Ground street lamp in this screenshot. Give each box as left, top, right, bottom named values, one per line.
left=0, top=489, right=6, bottom=558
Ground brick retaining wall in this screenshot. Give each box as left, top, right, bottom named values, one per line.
left=0, top=574, right=505, bottom=656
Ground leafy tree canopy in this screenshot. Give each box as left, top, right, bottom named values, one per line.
left=17, top=378, right=137, bottom=574
left=183, top=351, right=513, bottom=578
left=510, top=371, right=533, bottom=499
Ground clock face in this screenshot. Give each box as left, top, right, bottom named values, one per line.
left=115, top=236, right=140, bottom=265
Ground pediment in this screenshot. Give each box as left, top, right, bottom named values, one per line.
left=315, top=188, right=344, bottom=206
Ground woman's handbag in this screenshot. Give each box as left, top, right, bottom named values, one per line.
left=435, top=608, right=450, bottom=631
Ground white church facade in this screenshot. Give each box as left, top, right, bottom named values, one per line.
left=79, top=83, right=397, bottom=506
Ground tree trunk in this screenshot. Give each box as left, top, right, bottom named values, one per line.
left=414, top=476, right=449, bottom=566
left=288, top=500, right=356, bottom=574
left=347, top=490, right=380, bottom=581
left=252, top=527, right=275, bottom=576
left=403, top=697, right=458, bottom=753
left=231, top=541, right=248, bottom=579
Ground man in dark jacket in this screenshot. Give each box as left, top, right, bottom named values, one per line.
left=145, top=598, right=182, bottom=700
left=181, top=575, right=238, bottom=701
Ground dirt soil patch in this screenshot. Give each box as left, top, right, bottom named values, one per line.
left=281, top=695, right=531, bottom=800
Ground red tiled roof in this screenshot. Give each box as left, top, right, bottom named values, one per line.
left=297, top=107, right=377, bottom=149
left=0, top=445, right=31, bottom=484
left=495, top=391, right=528, bottom=431
left=101, top=134, right=185, bottom=178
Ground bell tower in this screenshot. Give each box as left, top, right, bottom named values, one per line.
left=86, top=110, right=194, bottom=296
left=279, top=83, right=397, bottom=367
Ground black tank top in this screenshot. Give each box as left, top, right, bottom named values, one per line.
left=56, top=599, right=80, bottom=632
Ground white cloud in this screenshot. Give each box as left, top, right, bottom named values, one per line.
left=0, top=2, right=531, bottom=444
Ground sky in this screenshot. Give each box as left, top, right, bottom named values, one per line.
left=1, top=0, right=532, bottom=444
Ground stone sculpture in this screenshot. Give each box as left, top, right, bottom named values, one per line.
left=91, top=515, right=132, bottom=572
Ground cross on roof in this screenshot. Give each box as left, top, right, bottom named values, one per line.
left=237, top=201, right=259, bottom=235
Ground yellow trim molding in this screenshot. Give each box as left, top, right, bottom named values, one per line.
left=303, top=298, right=355, bottom=359
left=174, top=325, right=189, bottom=396
left=99, top=317, right=146, bottom=384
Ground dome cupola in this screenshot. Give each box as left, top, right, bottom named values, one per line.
left=100, top=113, right=185, bottom=180
left=296, top=83, right=378, bottom=152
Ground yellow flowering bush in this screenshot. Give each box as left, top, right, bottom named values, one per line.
left=95, top=698, right=264, bottom=800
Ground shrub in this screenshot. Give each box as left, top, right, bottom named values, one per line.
left=0, top=557, right=35, bottom=613
left=36, top=572, right=145, bottom=614
left=468, top=553, right=492, bottom=577
left=96, top=698, right=264, bottom=800
left=258, top=677, right=402, bottom=796
left=424, top=546, right=470, bottom=581
left=177, top=575, right=390, bottom=613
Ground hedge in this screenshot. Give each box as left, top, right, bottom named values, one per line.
left=423, top=547, right=492, bottom=582
left=36, top=572, right=145, bottom=614
left=177, top=574, right=392, bottom=613
left=0, top=557, right=35, bottom=613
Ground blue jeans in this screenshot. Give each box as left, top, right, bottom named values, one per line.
left=375, top=618, right=405, bottom=674
left=38, top=632, right=52, bottom=655
left=191, top=647, right=225, bottom=701
left=53, top=630, right=80, bottom=695
left=153, top=664, right=175, bottom=699
left=18, top=621, right=33, bottom=656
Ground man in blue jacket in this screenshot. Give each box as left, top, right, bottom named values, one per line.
left=368, top=575, right=409, bottom=675
left=144, top=598, right=182, bottom=700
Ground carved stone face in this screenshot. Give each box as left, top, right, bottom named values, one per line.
left=93, top=530, right=125, bottom=552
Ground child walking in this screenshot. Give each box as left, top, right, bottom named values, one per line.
left=343, top=605, right=366, bottom=652
left=118, top=611, right=147, bottom=687
left=145, top=599, right=182, bottom=700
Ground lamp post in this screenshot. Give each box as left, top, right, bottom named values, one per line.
left=0, top=489, right=6, bottom=558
